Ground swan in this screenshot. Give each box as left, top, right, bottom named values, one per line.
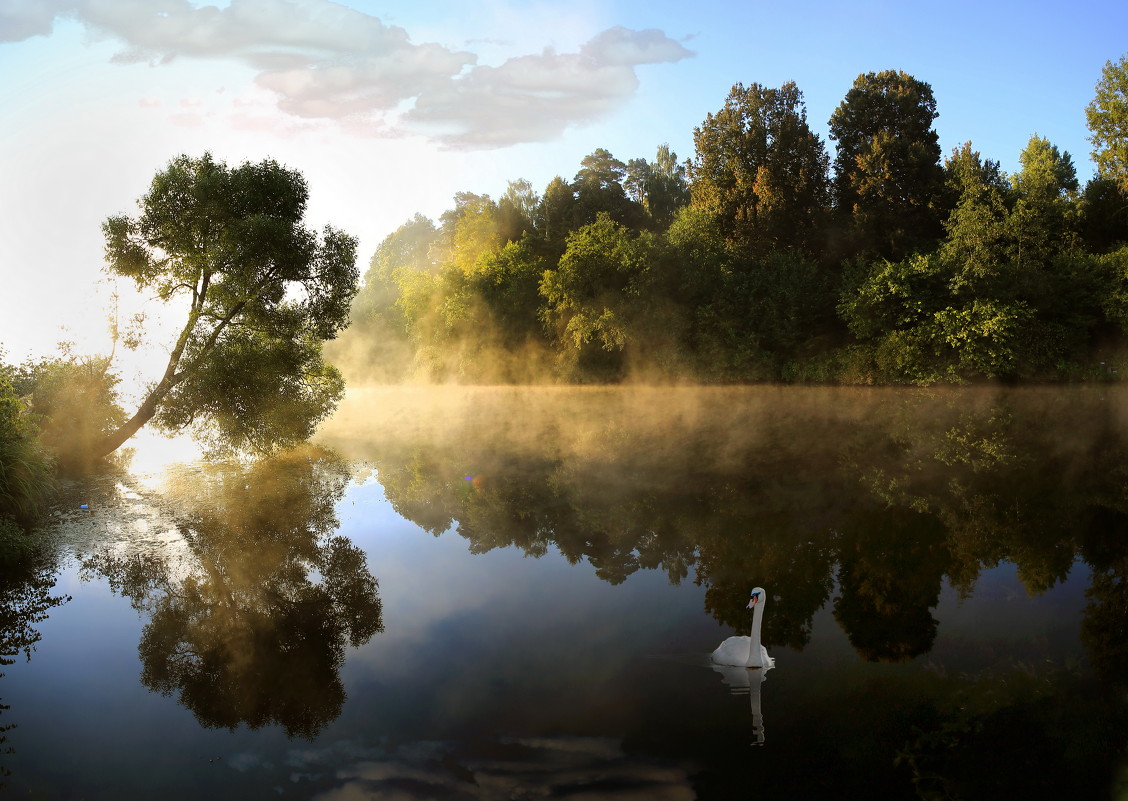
left=711, top=587, right=774, bottom=669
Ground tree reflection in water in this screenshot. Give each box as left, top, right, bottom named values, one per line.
left=0, top=550, right=70, bottom=789
left=322, top=386, right=1128, bottom=672
left=318, top=386, right=1128, bottom=797
left=83, top=446, right=383, bottom=739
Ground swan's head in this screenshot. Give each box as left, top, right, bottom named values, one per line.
left=746, top=587, right=766, bottom=609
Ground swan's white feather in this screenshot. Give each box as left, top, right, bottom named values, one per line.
left=711, top=636, right=774, bottom=667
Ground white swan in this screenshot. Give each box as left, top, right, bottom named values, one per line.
left=711, top=587, right=774, bottom=669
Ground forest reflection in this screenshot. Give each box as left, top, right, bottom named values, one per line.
left=0, top=549, right=69, bottom=790
left=81, top=446, right=383, bottom=739
left=321, top=385, right=1128, bottom=675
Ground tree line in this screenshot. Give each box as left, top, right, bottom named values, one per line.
left=336, top=59, right=1128, bottom=385
left=3, top=58, right=1128, bottom=550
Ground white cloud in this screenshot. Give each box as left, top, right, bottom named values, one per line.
left=0, top=0, right=693, bottom=148
left=404, top=27, right=694, bottom=149
left=0, top=0, right=71, bottom=41
left=581, top=26, right=695, bottom=67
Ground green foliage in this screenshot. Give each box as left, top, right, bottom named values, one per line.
left=471, top=237, right=549, bottom=346
left=0, top=372, right=54, bottom=546
left=626, top=144, right=690, bottom=228
left=1099, top=245, right=1128, bottom=332
left=102, top=153, right=358, bottom=455
left=437, top=191, right=503, bottom=274
left=536, top=176, right=579, bottom=253
left=941, top=143, right=1011, bottom=284
left=1080, top=177, right=1128, bottom=253
left=156, top=328, right=345, bottom=457
left=327, top=214, right=437, bottom=384
left=12, top=354, right=125, bottom=472
left=1087, top=53, right=1128, bottom=193
left=497, top=179, right=538, bottom=243
left=839, top=132, right=1106, bottom=384
left=571, top=148, right=648, bottom=232
left=829, top=70, right=945, bottom=261
left=360, top=213, right=438, bottom=318
left=689, top=81, right=829, bottom=256
left=1008, top=135, right=1080, bottom=270
left=540, top=214, right=659, bottom=366
left=839, top=253, right=1034, bottom=383
left=337, top=62, right=1128, bottom=387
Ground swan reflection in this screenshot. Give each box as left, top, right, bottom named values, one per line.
left=712, top=587, right=774, bottom=746
left=713, top=663, right=769, bottom=746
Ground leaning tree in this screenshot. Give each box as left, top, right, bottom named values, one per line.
left=97, top=153, right=358, bottom=457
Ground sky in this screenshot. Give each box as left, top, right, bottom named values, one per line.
left=1, top=0, right=1126, bottom=380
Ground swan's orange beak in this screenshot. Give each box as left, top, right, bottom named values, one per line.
left=747, top=593, right=760, bottom=608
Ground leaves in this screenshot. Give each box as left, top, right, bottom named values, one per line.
left=689, top=81, right=829, bottom=256
left=1087, top=54, right=1128, bottom=193
left=99, top=153, right=358, bottom=457
left=829, top=70, right=945, bottom=261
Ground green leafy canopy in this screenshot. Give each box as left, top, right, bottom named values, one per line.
left=99, top=153, right=358, bottom=457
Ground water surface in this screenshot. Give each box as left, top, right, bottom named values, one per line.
left=2, top=386, right=1126, bottom=799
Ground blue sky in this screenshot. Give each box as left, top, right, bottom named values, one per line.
left=1, top=0, right=1125, bottom=367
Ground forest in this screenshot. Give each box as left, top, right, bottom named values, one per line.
left=332, top=63, right=1128, bottom=386
left=3, top=59, right=1128, bottom=554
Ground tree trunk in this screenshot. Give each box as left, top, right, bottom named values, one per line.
left=92, top=389, right=167, bottom=458
left=93, top=310, right=200, bottom=459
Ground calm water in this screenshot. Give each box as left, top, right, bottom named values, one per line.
left=2, top=386, right=1127, bottom=799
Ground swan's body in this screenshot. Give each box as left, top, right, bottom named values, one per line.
left=712, top=637, right=772, bottom=668
left=711, top=587, right=774, bottom=669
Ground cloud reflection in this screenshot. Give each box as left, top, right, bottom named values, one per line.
left=283, top=736, right=696, bottom=801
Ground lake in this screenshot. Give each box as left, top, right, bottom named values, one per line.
left=2, top=385, right=1126, bottom=799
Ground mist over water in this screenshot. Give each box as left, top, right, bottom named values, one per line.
left=317, top=383, right=1125, bottom=483
left=317, top=383, right=1128, bottom=638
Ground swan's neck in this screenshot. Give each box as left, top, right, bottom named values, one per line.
left=746, top=601, right=766, bottom=667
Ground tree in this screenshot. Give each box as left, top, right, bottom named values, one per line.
left=10, top=351, right=126, bottom=472
left=535, top=176, right=578, bottom=253
left=0, top=370, right=54, bottom=551
left=327, top=214, right=436, bottom=384
left=1087, top=54, right=1128, bottom=193
left=1008, top=134, right=1080, bottom=269
left=641, top=144, right=691, bottom=229
left=940, top=142, right=1010, bottom=286
left=571, top=149, right=647, bottom=230
left=436, top=191, right=502, bottom=274
left=828, top=70, right=945, bottom=261
left=1081, top=177, right=1128, bottom=253
left=98, top=154, right=358, bottom=457
left=470, top=238, right=549, bottom=347
left=539, top=214, right=660, bottom=377
left=689, top=81, right=829, bottom=256
left=624, top=157, right=650, bottom=205
left=497, top=179, right=539, bottom=244
left=574, top=147, right=628, bottom=191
